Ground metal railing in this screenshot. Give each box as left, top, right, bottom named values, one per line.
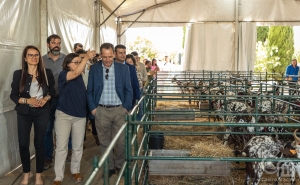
left=85, top=72, right=300, bottom=185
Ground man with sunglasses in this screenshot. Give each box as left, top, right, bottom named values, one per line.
left=87, top=43, right=133, bottom=177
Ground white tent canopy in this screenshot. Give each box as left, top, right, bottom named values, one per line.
left=102, top=0, right=300, bottom=71
left=1, top=0, right=300, bottom=178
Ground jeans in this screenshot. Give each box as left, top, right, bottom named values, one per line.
left=137, top=88, right=144, bottom=121
left=18, top=107, right=49, bottom=173
left=44, top=97, right=72, bottom=160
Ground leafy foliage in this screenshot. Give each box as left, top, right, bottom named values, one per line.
left=254, top=26, right=294, bottom=79
left=267, top=26, right=294, bottom=74
left=128, top=36, right=158, bottom=60
left=257, top=26, right=269, bottom=42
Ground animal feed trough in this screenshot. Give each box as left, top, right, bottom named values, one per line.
left=154, top=108, right=195, bottom=121
left=149, top=150, right=231, bottom=176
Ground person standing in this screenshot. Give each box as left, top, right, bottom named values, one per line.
left=73, top=43, right=83, bottom=53
left=10, top=45, right=55, bottom=185
left=145, top=60, right=155, bottom=88
left=151, top=58, right=160, bottom=77
left=285, top=59, right=299, bottom=90
left=87, top=43, right=133, bottom=177
left=52, top=50, right=96, bottom=185
left=42, top=34, right=72, bottom=169
left=131, top=51, right=147, bottom=121
left=161, top=55, right=170, bottom=71
left=114, top=45, right=140, bottom=109
left=125, top=54, right=143, bottom=91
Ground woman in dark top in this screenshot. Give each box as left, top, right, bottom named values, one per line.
left=10, top=45, right=55, bottom=185
left=52, top=50, right=95, bottom=185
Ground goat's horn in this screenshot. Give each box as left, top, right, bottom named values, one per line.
left=294, top=129, right=300, bottom=143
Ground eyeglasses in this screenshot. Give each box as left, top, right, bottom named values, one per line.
left=71, top=62, right=81, bottom=65
left=105, top=68, right=109, bottom=80
left=27, top=54, right=39, bottom=58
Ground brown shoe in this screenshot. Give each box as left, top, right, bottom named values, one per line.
left=72, top=173, right=82, bottom=183
left=52, top=181, right=61, bottom=185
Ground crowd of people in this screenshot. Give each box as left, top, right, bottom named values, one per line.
left=10, top=34, right=160, bottom=185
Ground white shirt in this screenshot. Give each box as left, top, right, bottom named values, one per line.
left=29, top=81, right=43, bottom=99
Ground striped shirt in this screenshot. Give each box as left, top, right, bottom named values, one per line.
left=99, top=62, right=122, bottom=105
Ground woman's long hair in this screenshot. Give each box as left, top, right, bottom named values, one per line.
left=126, top=54, right=140, bottom=71
left=19, top=45, right=46, bottom=93
left=152, top=58, right=157, bottom=66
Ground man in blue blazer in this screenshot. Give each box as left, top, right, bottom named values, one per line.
left=114, top=44, right=140, bottom=109
left=87, top=43, right=133, bottom=176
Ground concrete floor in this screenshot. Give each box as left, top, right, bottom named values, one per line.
left=0, top=128, right=124, bottom=185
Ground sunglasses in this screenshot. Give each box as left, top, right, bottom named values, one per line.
left=105, top=68, right=109, bottom=80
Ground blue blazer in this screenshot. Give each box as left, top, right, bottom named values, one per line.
left=87, top=61, right=133, bottom=112
left=125, top=63, right=140, bottom=108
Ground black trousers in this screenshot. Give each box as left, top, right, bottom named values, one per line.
left=17, top=107, right=49, bottom=173
left=90, top=118, right=97, bottom=136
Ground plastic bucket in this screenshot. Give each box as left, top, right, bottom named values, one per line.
left=149, top=133, right=164, bottom=149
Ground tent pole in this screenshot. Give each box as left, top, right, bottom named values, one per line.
left=40, top=0, right=48, bottom=54
left=100, top=0, right=126, bottom=26
left=119, top=0, right=180, bottom=18
left=234, top=0, right=239, bottom=71
left=95, top=0, right=100, bottom=50
left=117, top=17, right=121, bottom=44
left=118, top=10, right=146, bottom=38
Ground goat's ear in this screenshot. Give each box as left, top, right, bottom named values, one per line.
left=280, top=148, right=298, bottom=158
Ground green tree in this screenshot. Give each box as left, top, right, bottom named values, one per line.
left=257, top=26, right=269, bottom=42
left=254, top=40, right=281, bottom=79
left=267, top=26, right=294, bottom=75
left=128, top=36, right=158, bottom=60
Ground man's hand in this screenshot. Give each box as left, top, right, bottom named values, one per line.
left=92, top=108, right=97, bottom=115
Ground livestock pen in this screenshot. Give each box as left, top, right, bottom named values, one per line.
left=85, top=71, right=300, bottom=185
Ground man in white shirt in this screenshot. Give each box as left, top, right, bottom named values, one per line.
left=161, top=55, right=171, bottom=71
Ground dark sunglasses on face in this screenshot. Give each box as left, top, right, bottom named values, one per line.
left=105, top=68, right=109, bottom=80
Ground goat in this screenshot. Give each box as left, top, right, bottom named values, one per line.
left=240, top=130, right=300, bottom=185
